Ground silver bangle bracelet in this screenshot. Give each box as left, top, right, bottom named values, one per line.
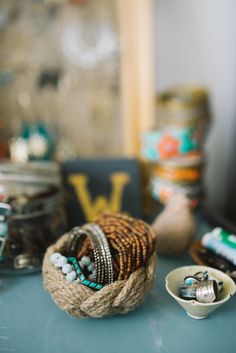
left=83, top=227, right=106, bottom=284
left=67, top=224, right=114, bottom=286
left=83, top=223, right=113, bottom=284
left=67, top=227, right=103, bottom=283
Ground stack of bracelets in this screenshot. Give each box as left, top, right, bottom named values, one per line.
left=141, top=84, right=210, bottom=208
left=50, top=212, right=156, bottom=290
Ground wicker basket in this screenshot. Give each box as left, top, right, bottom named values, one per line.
left=43, top=233, right=156, bottom=318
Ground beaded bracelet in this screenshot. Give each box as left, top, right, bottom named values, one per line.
left=67, top=256, right=103, bottom=290
left=95, top=212, right=156, bottom=280
left=50, top=252, right=103, bottom=290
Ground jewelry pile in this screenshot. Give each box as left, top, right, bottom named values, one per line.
left=49, top=212, right=156, bottom=291
left=179, top=270, right=224, bottom=303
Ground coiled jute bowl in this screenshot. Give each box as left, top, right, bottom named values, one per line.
left=43, top=212, right=157, bottom=318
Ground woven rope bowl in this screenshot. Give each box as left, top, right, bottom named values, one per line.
left=43, top=234, right=156, bottom=318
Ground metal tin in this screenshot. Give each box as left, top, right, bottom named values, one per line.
left=157, top=84, right=210, bottom=127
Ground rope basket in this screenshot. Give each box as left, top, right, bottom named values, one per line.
left=43, top=212, right=156, bottom=318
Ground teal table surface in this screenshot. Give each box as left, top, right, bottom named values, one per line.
left=0, top=219, right=235, bottom=353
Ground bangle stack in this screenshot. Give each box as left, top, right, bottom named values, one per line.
left=49, top=212, right=156, bottom=290
left=140, top=84, right=210, bottom=208
left=50, top=222, right=114, bottom=290
left=83, top=223, right=113, bottom=284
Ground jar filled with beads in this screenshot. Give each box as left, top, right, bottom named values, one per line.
left=0, top=162, right=66, bottom=274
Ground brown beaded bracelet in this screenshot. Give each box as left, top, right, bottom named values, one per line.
left=71, top=212, right=156, bottom=281
left=95, top=212, right=156, bottom=280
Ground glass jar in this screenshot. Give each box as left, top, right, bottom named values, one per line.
left=0, top=162, right=66, bottom=274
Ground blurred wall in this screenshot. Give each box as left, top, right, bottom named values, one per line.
left=155, top=0, right=236, bottom=213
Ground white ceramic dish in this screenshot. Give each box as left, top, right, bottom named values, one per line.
left=165, top=265, right=236, bottom=319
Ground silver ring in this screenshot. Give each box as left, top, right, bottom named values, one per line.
left=180, top=284, right=197, bottom=300
left=196, top=280, right=218, bottom=303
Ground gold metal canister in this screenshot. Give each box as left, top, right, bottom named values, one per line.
left=156, top=84, right=210, bottom=127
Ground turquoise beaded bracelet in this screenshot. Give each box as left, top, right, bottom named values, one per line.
left=51, top=223, right=114, bottom=291
left=50, top=252, right=103, bottom=290
left=67, top=256, right=103, bottom=290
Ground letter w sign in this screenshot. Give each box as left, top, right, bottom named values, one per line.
left=62, top=159, right=141, bottom=228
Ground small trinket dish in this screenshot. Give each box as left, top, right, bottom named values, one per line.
left=165, top=265, right=236, bottom=319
